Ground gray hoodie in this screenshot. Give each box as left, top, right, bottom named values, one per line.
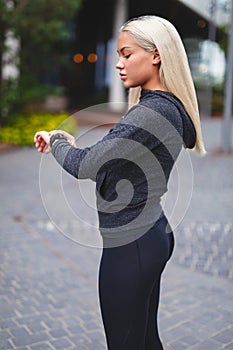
left=52, top=90, right=196, bottom=245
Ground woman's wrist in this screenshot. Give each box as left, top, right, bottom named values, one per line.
left=49, top=133, right=66, bottom=148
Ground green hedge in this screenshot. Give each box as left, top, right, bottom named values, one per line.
left=0, top=113, right=76, bottom=146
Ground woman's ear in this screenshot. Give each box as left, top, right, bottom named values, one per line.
left=152, top=48, right=161, bottom=65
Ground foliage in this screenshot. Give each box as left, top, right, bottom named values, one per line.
left=0, top=77, right=65, bottom=125
left=212, top=82, right=225, bottom=115
left=0, top=112, right=76, bottom=146
left=1, top=0, right=81, bottom=55
left=0, top=0, right=82, bottom=125
left=0, top=79, right=19, bottom=125
left=212, top=93, right=224, bottom=115
left=219, top=23, right=231, bottom=54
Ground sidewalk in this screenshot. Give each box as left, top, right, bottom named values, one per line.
left=0, top=117, right=233, bottom=350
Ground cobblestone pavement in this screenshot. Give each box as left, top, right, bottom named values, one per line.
left=173, top=221, right=233, bottom=281
left=1, top=119, right=233, bottom=350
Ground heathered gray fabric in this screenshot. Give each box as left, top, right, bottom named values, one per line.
left=52, top=90, right=196, bottom=245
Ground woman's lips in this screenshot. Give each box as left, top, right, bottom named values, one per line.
left=120, top=74, right=127, bottom=81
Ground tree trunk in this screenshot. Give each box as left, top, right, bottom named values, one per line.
left=0, top=22, right=6, bottom=126
left=109, top=0, right=128, bottom=111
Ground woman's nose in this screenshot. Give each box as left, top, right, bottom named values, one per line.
left=116, top=58, right=124, bottom=70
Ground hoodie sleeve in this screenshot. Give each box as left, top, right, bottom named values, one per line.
left=51, top=105, right=170, bottom=181
left=51, top=103, right=185, bottom=182
left=51, top=109, right=147, bottom=181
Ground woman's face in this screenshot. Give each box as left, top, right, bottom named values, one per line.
left=116, top=31, right=160, bottom=90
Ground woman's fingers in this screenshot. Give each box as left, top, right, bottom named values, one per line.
left=35, top=131, right=50, bottom=143
left=34, top=131, right=51, bottom=153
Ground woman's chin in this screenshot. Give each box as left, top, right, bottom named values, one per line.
left=123, top=81, right=130, bottom=88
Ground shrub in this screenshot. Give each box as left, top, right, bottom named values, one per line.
left=0, top=113, right=76, bottom=146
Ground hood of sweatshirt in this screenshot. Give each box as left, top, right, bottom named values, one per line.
left=139, top=89, right=196, bottom=149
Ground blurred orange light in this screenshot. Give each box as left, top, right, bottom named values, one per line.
left=197, top=20, right=206, bottom=28
left=87, top=53, right=98, bottom=63
left=73, top=53, right=84, bottom=63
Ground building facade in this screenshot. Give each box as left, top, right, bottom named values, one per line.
left=67, top=0, right=229, bottom=114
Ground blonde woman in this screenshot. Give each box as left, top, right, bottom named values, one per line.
left=35, top=15, right=205, bottom=350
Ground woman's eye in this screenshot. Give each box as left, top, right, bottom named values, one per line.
left=124, top=54, right=131, bottom=59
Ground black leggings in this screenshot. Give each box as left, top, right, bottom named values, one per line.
left=99, top=215, right=174, bottom=350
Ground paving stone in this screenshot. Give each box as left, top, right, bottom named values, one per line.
left=30, top=343, right=54, bottom=350
left=49, top=328, right=69, bottom=339
left=10, top=326, right=31, bottom=338
left=69, top=333, right=91, bottom=346
left=169, top=340, right=188, bottom=350
left=42, top=319, right=64, bottom=331
left=65, top=324, right=85, bottom=335
left=87, top=343, right=104, bottom=350
left=0, top=319, right=17, bottom=330
left=161, top=325, right=187, bottom=343
left=213, top=328, right=233, bottom=344
left=27, top=321, right=47, bottom=333
left=190, top=338, right=224, bottom=350
left=86, top=330, right=105, bottom=342
left=82, top=320, right=101, bottom=332
left=0, top=329, right=11, bottom=340
left=16, top=314, right=52, bottom=327
left=0, top=340, right=14, bottom=350
left=49, top=337, right=73, bottom=349
left=206, top=319, right=231, bottom=333
left=180, top=334, right=200, bottom=346
left=71, top=346, right=87, bottom=350
left=12, top=332, right=50, bottom=347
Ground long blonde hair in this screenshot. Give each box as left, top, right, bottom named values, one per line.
left=121, top=16, right=206, bottom=154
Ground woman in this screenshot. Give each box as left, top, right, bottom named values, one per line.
left=35, top=15, right=205, bottom=350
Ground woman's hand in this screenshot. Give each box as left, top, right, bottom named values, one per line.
left=34, top=131, right=51, bottom=153
left=34, top=130, right=76, bottom=154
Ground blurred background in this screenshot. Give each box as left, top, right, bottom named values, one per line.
left=0, top=0, right=232, bottom=149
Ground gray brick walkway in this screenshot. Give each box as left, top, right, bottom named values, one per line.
left=1, top=118, right=233, bottom=349
left=173, top=221, right=233, bottom=280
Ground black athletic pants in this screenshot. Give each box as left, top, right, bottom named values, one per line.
left=99, top=215, right=174, bottom=350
